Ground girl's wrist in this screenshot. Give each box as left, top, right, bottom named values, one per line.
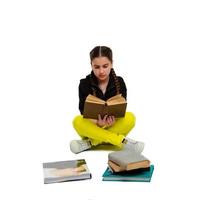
left=96, top=123, right=107, bottom=129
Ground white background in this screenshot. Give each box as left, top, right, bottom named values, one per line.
left=0, top=0, right=200, bottom=199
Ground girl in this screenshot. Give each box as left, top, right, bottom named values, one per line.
left=70, top=46, right=144, bottom=154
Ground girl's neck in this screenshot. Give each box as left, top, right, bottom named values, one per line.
left=98, top=77, right=109, bottom=94
left=98, top=76, right=109, bottom=85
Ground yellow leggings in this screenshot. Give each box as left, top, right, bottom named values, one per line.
left=72, top=112, right=136, bottom=148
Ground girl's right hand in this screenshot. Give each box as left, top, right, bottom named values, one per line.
left=96, top=114, right=116, bottom=128
left=96, top=114, right=108, bottom=127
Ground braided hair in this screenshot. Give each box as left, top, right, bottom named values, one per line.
left=89, top=46, right=121, bottom=96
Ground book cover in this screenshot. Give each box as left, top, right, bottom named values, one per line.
left=108, top=150, right=150, bottom=171
left=43, top=159, right=92, bottom=184
left=102, top=165, right=154, bottom=182
left=83, top=94, right=127, bottom=119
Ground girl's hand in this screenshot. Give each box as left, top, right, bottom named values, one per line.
left=97, top=114, right=108, bottom=127
left=96, top=115, right=116, bottom=128
left=106, top=115, right=115, bottom=127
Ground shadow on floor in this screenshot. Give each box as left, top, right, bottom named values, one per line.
left=91, top=144, right=121, bottom=151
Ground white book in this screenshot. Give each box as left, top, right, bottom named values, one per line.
left=43, top=159, right=92, bottom=184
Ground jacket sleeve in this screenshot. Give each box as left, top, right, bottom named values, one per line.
left=78, top=79, right=90, bottom=114
left=118, top=77, right=127, bottom=100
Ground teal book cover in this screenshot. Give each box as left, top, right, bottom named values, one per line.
left=102, top=165, right=154, bottom=182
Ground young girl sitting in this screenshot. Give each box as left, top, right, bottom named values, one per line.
left=70, top=46, right=144, bottom=154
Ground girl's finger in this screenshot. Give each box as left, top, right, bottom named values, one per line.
left=103, top=115, right=108, bottom=122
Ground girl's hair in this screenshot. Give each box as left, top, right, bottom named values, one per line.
left=90, top=46, right=113, bottom=63
left=89, top=46, right=120, bottom=96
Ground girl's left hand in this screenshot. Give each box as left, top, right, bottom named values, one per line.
left=105, top=115, right=115, bottom=127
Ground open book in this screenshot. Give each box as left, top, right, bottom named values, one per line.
left=83, top=94, right=127, bottom=119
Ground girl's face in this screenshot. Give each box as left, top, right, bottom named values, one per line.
left=91, top=56, right=112, bottom=82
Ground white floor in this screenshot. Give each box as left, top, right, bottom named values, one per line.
left=1, top=110, right=199, bottom=200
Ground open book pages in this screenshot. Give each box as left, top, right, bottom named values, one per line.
left=85, top=94, right=105, bottom=104
left=106, top=94, right=126, bottom=105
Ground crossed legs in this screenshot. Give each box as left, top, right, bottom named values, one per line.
left=72, top=112, right=136, bottom=148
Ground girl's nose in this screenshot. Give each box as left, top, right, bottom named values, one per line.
left=99, top=67, right=104, bottom=73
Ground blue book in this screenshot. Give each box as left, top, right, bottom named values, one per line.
left=102, top=165, right=154, bottom=182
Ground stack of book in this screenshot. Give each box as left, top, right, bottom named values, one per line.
left=102, top=150, right=154, bottom=182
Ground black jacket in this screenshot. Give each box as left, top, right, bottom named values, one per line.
left=78, top=72, right=127, bottom=114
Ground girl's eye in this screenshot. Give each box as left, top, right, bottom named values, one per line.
left=94, top=65, right=100, bottom=69
left=103, top=65, right=108, bottom=68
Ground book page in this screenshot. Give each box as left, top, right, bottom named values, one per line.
left=86, top=94, right=105, bottom=104
left=106, top=94, right=126, bottom=106
left=107, top=94, right=122, bottom=101
left=106, top=98, right=126, bottom=105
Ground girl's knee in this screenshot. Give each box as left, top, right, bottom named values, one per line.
left=125, top=112, right=136, bottom=128
left=72, top=115, right=83, bottom=128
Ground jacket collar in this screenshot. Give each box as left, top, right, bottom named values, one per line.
left=86, top=71, right=115, bottom=91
